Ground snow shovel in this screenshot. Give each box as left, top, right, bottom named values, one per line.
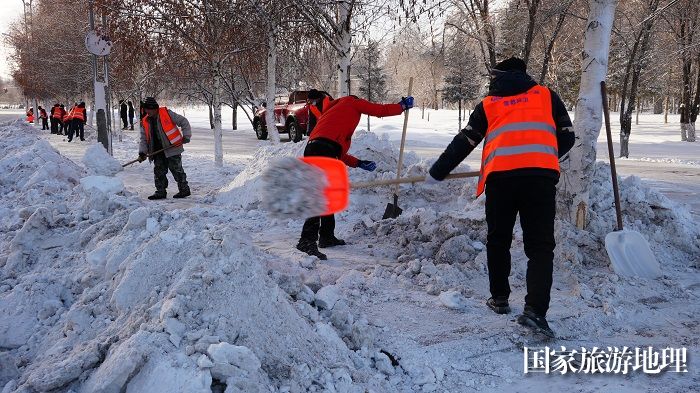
left=121, top=143, right=183, bottom=167
left=261, top=156, right=479, bottom=219
left=600, top=81, right=661, bottom=278
left=383, top=77, right=413, bottom=219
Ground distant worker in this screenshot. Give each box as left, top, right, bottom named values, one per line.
left=138, top=97, right=192, bottom=200
left=61, top=104, right=70, bottom=135
left=120, top=100, right=128, bottom=129
left=128, top=100, right=135, bottom=130
left=50, top=103, right=62, bottom=134
left=426, top=57, right=575, bottom=337
left=38, top=106, right=48, bottom=130
left=296, top=92, right=414, bottom=260
left=68, top=102, right=87, bottom=142
left=26, top=107, right=34, bottom=123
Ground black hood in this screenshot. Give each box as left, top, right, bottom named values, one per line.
left=488, top=69, right=537, bottom=97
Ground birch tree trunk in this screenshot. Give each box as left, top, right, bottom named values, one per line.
left=337, top=0, right=352, bottom=97
left=213, top=61, right=224, bottom=167
left=265, top=25, right=281, bottom=144
left=558, top=0, right=618, bottom=226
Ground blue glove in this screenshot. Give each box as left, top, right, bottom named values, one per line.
left=358, top=160, right=376, bottom=172
left=399, top=96, right=414, bottom=111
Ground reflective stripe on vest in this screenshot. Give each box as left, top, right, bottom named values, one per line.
left=52, top=108, right=62, bottom=119
left=141, top=107, right=183, bottom=150
left=476, top=85, right=559, bottom=196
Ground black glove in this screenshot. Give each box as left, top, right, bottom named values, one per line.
left=138, top=152, right=147, bottom=162
left=183, top=137, right=190, bottom=144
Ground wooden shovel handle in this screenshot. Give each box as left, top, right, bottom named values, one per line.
left=352, top=171, right=479, bottom=189
left=121, top=143, right=183, bottom=167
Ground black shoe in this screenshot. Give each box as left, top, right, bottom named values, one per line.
left=517, top=308, right=555, bottom=338
left=173, top=189, right=191, bottom=199
left=486, top=297, right=511, bottom=314
left=147, top=192, right=167, bottom=200
left=318, top=236, right=346, bottom=248
left=296, top=241, right=327, bottom=260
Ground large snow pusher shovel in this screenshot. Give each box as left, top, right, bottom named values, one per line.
left=261, top=156, right=479, bottom=219
left=601, top=81, right=661, bottom=278
left=383, top=77, right=413, bottom=219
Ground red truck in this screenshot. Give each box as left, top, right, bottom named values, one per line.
left=253, top=90, right=312, bottom=143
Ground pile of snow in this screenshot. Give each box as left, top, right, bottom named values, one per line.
left=0, top=122, right=409, bottom=392
left=82, top=143, right=123, bottom=176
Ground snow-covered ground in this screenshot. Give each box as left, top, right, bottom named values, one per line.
left=0, top=107, right=698, bottom=393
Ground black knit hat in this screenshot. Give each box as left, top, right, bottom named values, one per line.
left=308, top=89, right=322, bottom=100
left=143, top=97, right=159, bottom=109
left=494, top=57, right=527, bottom=72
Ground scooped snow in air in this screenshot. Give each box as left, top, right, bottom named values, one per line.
left=261, top=156, right=342, bottom=219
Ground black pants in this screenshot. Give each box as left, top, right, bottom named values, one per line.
left=121, top=115, right=128, bottom=129
left=68, top=119, right=84, bottom=141
left=485, top=176, right=556, bottom=317
left=50, top=118, right=59, bottom=133
left=41, top=118, right=48, bottom=130
left=61, top=120, right=69, bottom=135
left=129, top=116, right=134, bottom=129
left=153, top=153, right=189, bottom=194
left=299, top=138, right=341, bottom=244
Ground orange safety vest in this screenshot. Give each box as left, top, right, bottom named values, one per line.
left=52, top=107, right=62, bottom=119
left=72, top=107, right=85, bottom=122
left=141, top=107, right=183, bottom=149
left=64, top=108, right=73, bottom=122
left=476, top=85, right=559, bottom=196
left=309, top=96, right=331, bottom=120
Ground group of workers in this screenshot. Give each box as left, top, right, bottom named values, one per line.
left=22, top=56, right=573, bottom=337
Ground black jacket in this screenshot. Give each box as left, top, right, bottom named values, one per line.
left=430, top=70, right=575, bottom=183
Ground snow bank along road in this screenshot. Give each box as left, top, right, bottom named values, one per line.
left=0, top=109, right=698, bottom=392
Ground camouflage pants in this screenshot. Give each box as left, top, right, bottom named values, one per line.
left=153, top=153, right=189, bottom=194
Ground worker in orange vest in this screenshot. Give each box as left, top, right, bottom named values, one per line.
left=307, top=89, right=332, bottom=133
left=68, top=102, right=87, bottom=142
left=50, top=104, right=62, bottom=134
left=59, top=104, right=69, bottom=135
left=38, top=106, right=49, bottom=130
left=426, top=57, right=575, bottom=337
left=26, top=107, right=34, bottom=123
left=296, top=93, right=413, bottom=260
left=138, top=97, right=192, bottom=200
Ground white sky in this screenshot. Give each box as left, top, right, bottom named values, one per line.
left=0, top=0, right=26, bottom=78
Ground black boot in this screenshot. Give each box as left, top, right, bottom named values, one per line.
left=486, top=297, right=511, bottom=314
left=148, top=192, right=167, bottom=200
left=318, top=235, right=346, bottom=248
left=517, top=307, right=555, bottom=338
left=173, top=189, right=191, bottom=199
left=296, top=240, right=327, bottom=260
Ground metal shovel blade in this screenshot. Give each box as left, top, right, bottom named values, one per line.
left=604, top=229, right=661, bottom=278
left=382, top=194, right=403, bottom=219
